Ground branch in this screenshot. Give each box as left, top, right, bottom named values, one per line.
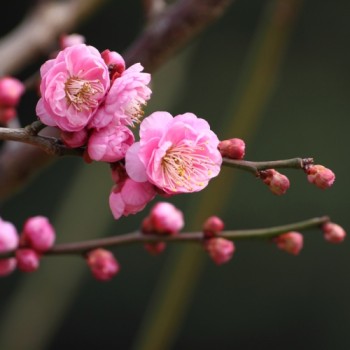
left=0, top=216, right=329, bottom=258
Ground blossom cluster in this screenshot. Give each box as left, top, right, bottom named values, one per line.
left=35, top=39, right=223, bottom=220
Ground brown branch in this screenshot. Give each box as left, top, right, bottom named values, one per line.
left=0, top=216, right=329, bottom=258
left=0, top=0, right=234, bottom=202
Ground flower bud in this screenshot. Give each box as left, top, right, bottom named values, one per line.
left=0, top=106, right=16, bottom=124
left=61, top=129, right=88, bottom=148
left=273, top=232, right=303, bottom=255
left=144, top=242, right=166, bottom=255
left=261, top=169, right=290, bottom=195
left=306, top=165, right=335, bottom=189
left=202, top=216, right=224, bottom=238
left=22, top=216, right=55, bottom=252
left=0, top=77, right=25, bottom=107
left=204, top=237, right=235, bottom=265
left=218, top=138, right=245, bottom=159
left=16, top=248, right=40, bottom=272
left=101, top=49, right=126, bottom=81
left=59, top=33, right=85, bottom=49
left=86, top=249, right=120, bottom=281
left=149, top=202, right=184, bottom=235
left=322, top=222, right=346, bottom=243
left=0, top=218, right=19, bottom=253
left=0, top=258, right=17, bottom=277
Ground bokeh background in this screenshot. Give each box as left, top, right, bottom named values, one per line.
left=0, top=0, right=349, bottom=349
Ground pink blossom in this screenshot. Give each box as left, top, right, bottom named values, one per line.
left=125, top=112, right=222, bottom=194
left=204, top=237, right=235, bottom=265
left=323, top=222, right=346, bottom=243
left=36, top=44, right=110, bottom=132
left=149, top=202, right=184, bottom=235
left=86, top=248, right=120, bottom=281
left=16, top=249, right=40, bottom=273
left=22, top=216, right=55, bottom=252
left=109, top=178, right=156, bottom=220
left=89, top=63, right=151, bottom=129
left=202, top=216, right=224, bottom=238
left=273, top=232, right=303, bottom=255
left=61, top=129, right=88, bottom=148
left=0, top=258, right=17, bottom=277
left=307, top=164, right=335, bottom=189
left=87, top=123, right=134, bottom=162
left=0, top=218, right=18, bottom=253
left=0, top=77, right=25, bottom=107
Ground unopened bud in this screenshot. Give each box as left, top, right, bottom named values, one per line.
left=307, top=165, right=335, bottom=189
left=149, top=202, right=184, bottom=235
left=273, top=232, right=303, bottom=255
left=16, top=248, right=40, bottom=272
left=0, top=218, right=19, bottom=253
left=0, top=258, right=17, bottom=277
left=0, top=106, right=16, bottom=124
left=0, top=77, right=25, bottom=107
left=61, top=129, right=88, bottom=148
left=202, top=216, right=224, bottom=238
left=101, top=49, right=125, bottom=81
left=204, top=237, right=235, bottom=265
left=144, top=242, right=166, bottom=255
left=86, top=248, right=120, bottom=281
left=22, top=216, right=55, bottom=252
left=322, top=222, right=346, bottom=243
left=218, top=138, right=245, bottom=159
left=261, top=169, right=290, bottom=195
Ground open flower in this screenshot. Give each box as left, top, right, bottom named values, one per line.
left=89, top=63, right=151, bottom=129
left=125, top=112, right=222, bottom=194
left=36, top=44, right=110, bottom=132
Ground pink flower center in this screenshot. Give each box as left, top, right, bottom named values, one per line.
left=65, top=77, right=103, bottom=111
left=161, top=142, right=214, bottom=191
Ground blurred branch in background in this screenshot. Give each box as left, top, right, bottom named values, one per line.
left=132, top=1, right=303, bottom=349
left=0, top=0, right=234, bottom=202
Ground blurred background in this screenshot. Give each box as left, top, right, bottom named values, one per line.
left=0, top=0, right=349, bottom=349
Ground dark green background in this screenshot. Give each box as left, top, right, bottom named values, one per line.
left=0, top=1, right=349, bottom=349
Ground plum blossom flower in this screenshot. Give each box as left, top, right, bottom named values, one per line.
left=0, top=217, right=18, bottom=253
left=89, top=63, right=151, bottom=129
left=36, top=44, right=110, bottom=132
left=0, top=258, right=17, bottom=277
left=88, top=123, right=134, bottom=162
left=109, top=178, right=156, bottom=220
left=273, top=232, right=303, bottom=255
left=204, top=238, right=235, bottom=265
left=306, top=164, right=335, bottom=189
left=86, top=248, right=120, bottom=281
left=125, top=112, right=222, bottom=194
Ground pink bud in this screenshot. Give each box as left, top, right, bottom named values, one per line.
left=101, top=49, right=126, bottom=81
left=22, top=216, right=55, bottom=252
left=261, top=169, right=290, bottom=195
left=149, top=202, right=184, bottom=235
left=86, top=248, right=120, bottom=281
left=141, top=216, right=155, bottom=234
left=0, top=258, right=17, bottom=277
left=218, top=138, right=245, bottom=159
left=144, top=242, right=166, bottom=255
left=273, top=232, right=303, bottom=255
left=61, top=129, right=88, bottom=148
left=307, top=165, right=335, bottom=189
left=0, top=106, right=16, bottom=123
left=0, top=77, right=25, bottom=107
left=16, top=249, right=40, bottom=272
left=322, top=222, right=346, bottom=243
left=202, top=216, right=224, bottom=238
left=0, top=218, right=19, bottom=253
left=204, top=237, right=235, bottom=265
left=59, top=33, right=85, bottom=49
